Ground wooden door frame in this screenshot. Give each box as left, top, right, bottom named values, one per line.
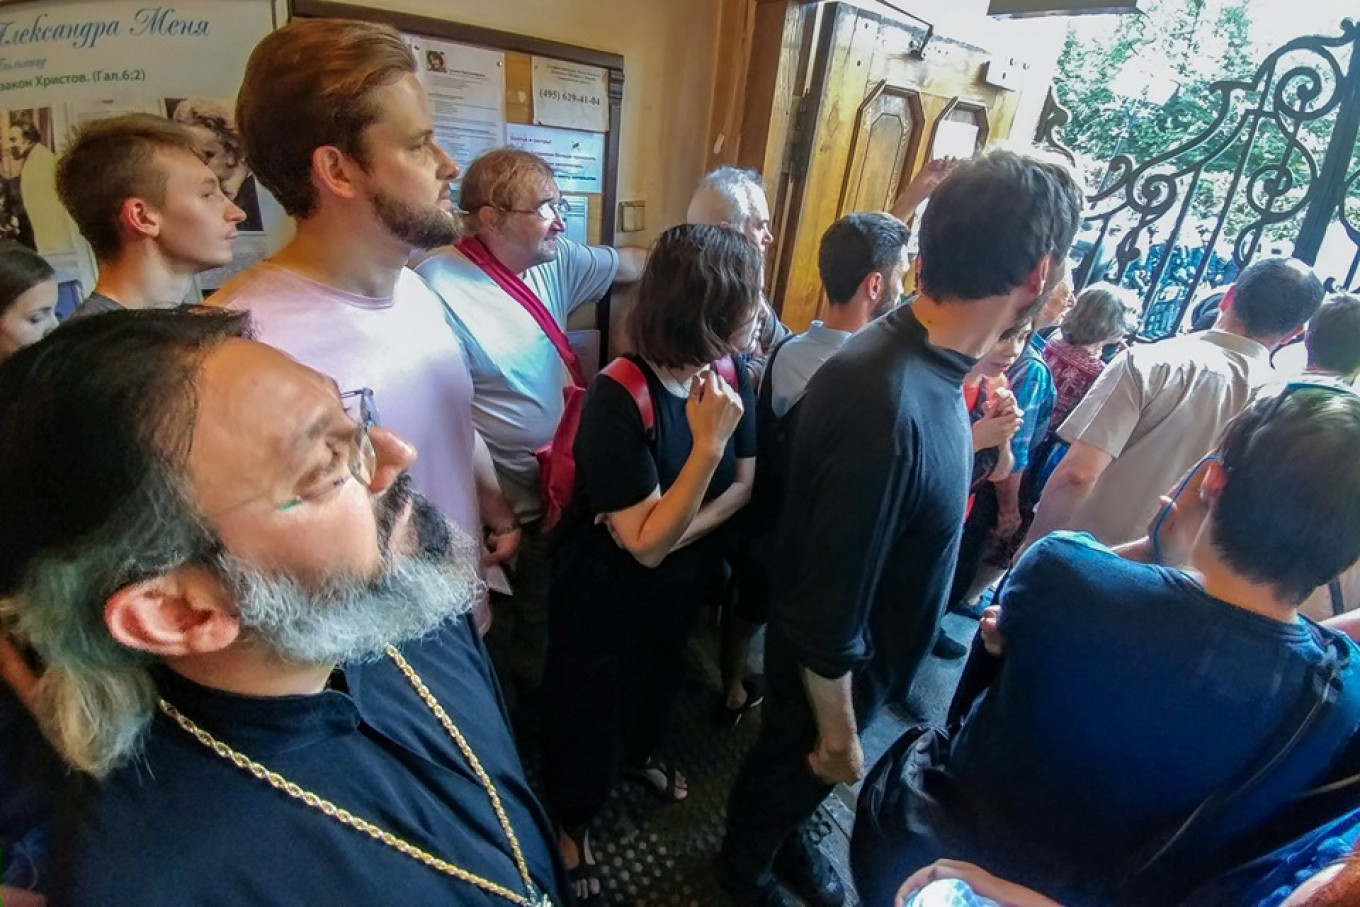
left=705, top=0, right=1020, bottom=328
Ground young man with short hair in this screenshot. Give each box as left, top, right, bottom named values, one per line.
left=717, top=212, right=910, bottom=722
left=209, top=19, right=518, bottom=632
left=1304, top=292, right=1360, bottom=382
left=854, top=385, right=1360, bottom=906
left=55, top=113, right=245, bottom=317
left=1296, top=293, right=1360, bottom=621
left=719, top=148, right=1083, bottom=907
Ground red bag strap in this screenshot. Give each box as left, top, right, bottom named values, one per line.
left=456, top=235, right=585, bottom=388
left=601, top=358, right=655, bottom=438
left=599, top=356, right=740, bottom=440
left=714, top=355, right=738, bottom=389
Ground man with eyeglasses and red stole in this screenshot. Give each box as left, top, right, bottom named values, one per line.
left=415, top=148, right=646, bottom=717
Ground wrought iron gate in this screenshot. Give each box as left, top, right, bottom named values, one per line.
left=1038, top=19, right=1360, bottom=339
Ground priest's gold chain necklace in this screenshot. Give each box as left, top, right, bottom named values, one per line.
left=157, top=645, right=552, bottom=907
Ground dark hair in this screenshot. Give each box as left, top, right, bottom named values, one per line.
left=1060, top=282, right=1138, bottom=346
left=1230, top=257, right=1324, bottom=338
left=0, top=308, right=249, bottom=597
left=55, top=114, right=204, bottom=261
left=1210, top=386, right=1360, bottom=604
left=1305, top=293, right=1360, bottom=379
left=817, top=213, right=910, bottom=305
left=918, top=147, right=1082, bottom=302
left=236, top=18, right=415, bottom=218
left=629, top=224, right=761, bottom=368
left=999, top=317, right=1034, bottom=342
left=10, top=122, right=40, bottom=145
left=0, top=240, right=54, bottom=314
left=170, top=99, right=242, bottom=164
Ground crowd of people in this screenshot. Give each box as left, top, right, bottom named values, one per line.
left=1, top=17, right=1360, bottom=907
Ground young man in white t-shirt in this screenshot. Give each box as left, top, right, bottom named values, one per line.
left=208, top=18, right=517, bottom=632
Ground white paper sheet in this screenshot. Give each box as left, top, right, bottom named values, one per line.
left=532, top=57, right=608, bottom=132
left=409, top=36, right=506, bottom=172
left=561, top=195, right=589, bottom=244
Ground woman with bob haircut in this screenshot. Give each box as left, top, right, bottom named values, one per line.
left=1028, top=283, right=1139, bottom=493
left=541, top=223, right=760, bottom=900
left=1043, top=282, right=1140, bottom=429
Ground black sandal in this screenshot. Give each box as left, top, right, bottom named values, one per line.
left=622, top=758, right=688, bottom=803
left=714, top=675, right=766, bottom=727
left=560, top=824, right=603, bottom=902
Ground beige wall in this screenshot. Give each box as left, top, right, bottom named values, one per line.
left=346, top=0, right=724, bottom=246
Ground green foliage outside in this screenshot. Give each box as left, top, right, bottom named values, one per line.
left=1051, top=0, right=1350, bottom=249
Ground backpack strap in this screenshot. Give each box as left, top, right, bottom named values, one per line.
left=1330, top=578, right=1346, bottom=617
left=1125, top=627, right=1349, bottom=881
left=600, top=357, right=655, bottom=439
left=757, top=335, right=796, bottom=420
left=599, top=355, right=739, bottom=442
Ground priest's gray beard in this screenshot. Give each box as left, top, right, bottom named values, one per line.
left=224, top=475, right=483, bottom=665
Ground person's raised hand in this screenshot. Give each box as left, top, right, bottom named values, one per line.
left=685, top=368, right=744, bottom=456
left=973, top=410, right=1020, bottom=450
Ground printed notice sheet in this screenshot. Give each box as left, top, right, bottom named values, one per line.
left=532, top=57, right=608, bottom=133
left=506, top=123, right=604, bottom=193
left=411, top=36, right=506, bottom=172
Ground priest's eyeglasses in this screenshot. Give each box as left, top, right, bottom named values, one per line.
left=278, top=388, right=379, bottom=512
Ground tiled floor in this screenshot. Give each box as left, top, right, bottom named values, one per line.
left=521, top=611, right=976, bottom=906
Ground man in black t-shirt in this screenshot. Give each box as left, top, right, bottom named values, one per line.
left=718, top=148, right=1083, bottom=907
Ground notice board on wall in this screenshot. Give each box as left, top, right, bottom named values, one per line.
left=0, top=0, right=284, bottom=309
left=290, top=0, right=624, bottom=248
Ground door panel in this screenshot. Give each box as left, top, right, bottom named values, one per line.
left=839, top=83, right=923, bottom=216
left=774, top=1, right=1017, bottom=329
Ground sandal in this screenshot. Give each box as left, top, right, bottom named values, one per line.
left=713, top=675, right=766, bottom=727
left=622, top=758, right=688, bottom=803
left=560, top=824, right=603, bottom=902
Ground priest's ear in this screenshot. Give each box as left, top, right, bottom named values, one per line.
left=104, top=564, right=240, bottom=657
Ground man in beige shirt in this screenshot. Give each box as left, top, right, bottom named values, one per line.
left=1023, top=257, right=1324, bottom=550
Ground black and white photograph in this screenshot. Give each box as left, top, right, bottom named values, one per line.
left=165, top=97, right=265, bottom=232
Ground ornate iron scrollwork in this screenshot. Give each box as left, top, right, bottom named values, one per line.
left=1036, top=87, right=1076, bottom=165
left=1065, top=19, right=1360, bottom=337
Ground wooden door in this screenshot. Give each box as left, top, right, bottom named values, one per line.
left=772, top=2, right=1019, bottom=330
